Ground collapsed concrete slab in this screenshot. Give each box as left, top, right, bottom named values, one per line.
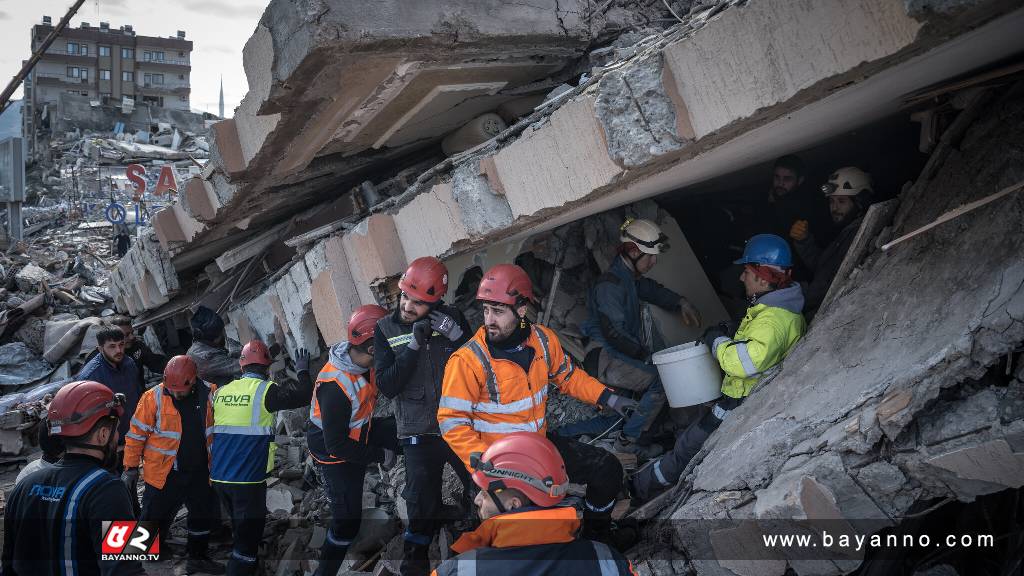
left=645, top=82, right=1024, bottom=576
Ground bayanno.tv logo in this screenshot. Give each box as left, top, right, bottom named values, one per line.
left=100, top=521, right=160, bottom=561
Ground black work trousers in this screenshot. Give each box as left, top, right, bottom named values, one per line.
left=547, top=432, right=623, bottom=522
left=632, top=395, right=744, bottom=501
left=141, top=469, right=218, bottom=559
left=214, top=481, right=266, bottom=576
left=400, top=435, right=473, bottom=576
left=315, top=417, right=399, bottom=576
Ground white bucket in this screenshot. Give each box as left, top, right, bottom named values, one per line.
left=652, top=340, right=723, bottom=408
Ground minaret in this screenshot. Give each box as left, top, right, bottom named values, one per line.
left=218, top=76, right=225, bottom=118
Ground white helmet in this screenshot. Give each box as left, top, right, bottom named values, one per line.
left=823, top=167, right=873, bottom=197
left=620, top=218, right=669, bottom=255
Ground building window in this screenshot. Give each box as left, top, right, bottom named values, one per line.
left=66, top=66, right=80, bottom=78
left=152, top=73, right=164, bottom=85
left=178, top=74, right=185, bottom=80
left=80, top=69, right=88, bottom=81
left=99, top=46, right=111, bottom=57
left=121, top=47, right=134, bottom=59
left=66, top=42, right=78, bottom=54
left=79, top=44, right=88, bottom=56
left=100, top=69, right=111, bottom=80
left=122, top=71, right=134, bottom=81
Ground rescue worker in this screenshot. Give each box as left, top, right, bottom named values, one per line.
left=2, top=380, right=145, bottom=575
left=15, top=420, right=65, bottom=485
left=210, top=340, right=313, bottom=576
left=122, top=355, right=224, bottom=574
left=79, top=325, right=143, bottom=463
left=789, top=167, right=874, bottom=320
left=632, top=234, right=806, bottom=501
left=309, top=305, right=400, bottom=576
left=438, top=264, right=638, bottom=547
left=578, top=218, right=702, bottom=458
left=433, top=433, right=635, bottom=576
left=187, top=305, right=241, bottom=387
left=84, top=316, right=168, bottom=390
left=373, top=257, right=473, bottom=575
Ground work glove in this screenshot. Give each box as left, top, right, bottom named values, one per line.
left=407, top=319, right=432, bottom=351
left=603, top=393, right=639, bottom=418
left=380, top=448, right=398, bottom=471
left=679, top=298, right=701, bottom=328
left=429, top=310, right=463, bottom=342
left=701, top=325, right=729, bottom=351
left=121, top=467, right=140, bottom=494
left=789, top=219, right=809, bottom=242
left=294, top=348, right=310, bottom=373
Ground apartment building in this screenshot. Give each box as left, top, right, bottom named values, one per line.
left=22, top=17, right=193, bottom=148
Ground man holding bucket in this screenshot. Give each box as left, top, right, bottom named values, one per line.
left=632, top=234, right=806, bottom=501
left=576, top=217, right=702, bottom=459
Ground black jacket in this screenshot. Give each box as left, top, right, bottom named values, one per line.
left=794, top=214, right=864, bottom=319
left=2, top=454, right=145, bottom=576
left=374, top=304, right=470, bottom=438
left=85, top=339, right=168, bottom=390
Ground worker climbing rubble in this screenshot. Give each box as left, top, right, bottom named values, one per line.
left=210, top=340, right=312, bottom=576
left=632, top=234, right=807, bottom=501
left=438, top=263, right=639, bottom=549
left=373, top=256, right=474, bottom=575
left=433, top=433, right=636, bottom=576
left=572, top=217, right=702, bottom=458
left=3, top=381, right=145, bottom=575
left=308, top=304, right=400, bottom=576
left=122, top=355, right=224, bottom=574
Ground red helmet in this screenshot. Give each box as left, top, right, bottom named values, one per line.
left=164, top=355, right=198, bottom=392
left=476, top=264, right=534, bottom=306
left=348, top=304, right=387, bottom=346
left=399, top=257, right=448, bottom=303
left=470, top=432, right=568, bottom=507
left=47, top=381, right=125, bottom=438
left=239, top=339, right=272, bottom=368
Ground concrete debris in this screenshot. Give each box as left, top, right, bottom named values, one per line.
left=0, top=343, right=53, bottom=387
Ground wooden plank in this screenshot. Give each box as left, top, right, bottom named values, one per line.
left=818, top=198, right=899, bottom=313
left=214, top=222, right=289, bottom=272
left=283, top=216, right=356, bottom=248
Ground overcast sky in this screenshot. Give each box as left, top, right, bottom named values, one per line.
left=0, top=0, right=265, bottom=117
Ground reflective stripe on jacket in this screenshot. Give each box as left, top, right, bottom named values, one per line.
left=308, top=361, right=376, bottom=464
left=433, top=506, right=635, bottom=576
left=712, top=294, right=806, bottom=399
left=123, top=381, right=215, bottom=489
left=438, top=324, right=608, bottom=470
left=210, top=376, right=276, bottom=484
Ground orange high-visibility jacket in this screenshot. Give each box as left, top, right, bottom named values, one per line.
left=307, top=361, right=377, bottom=465
left=124, top=381, right=215, bottom=489
left=438, top=324, right=608, bottom=470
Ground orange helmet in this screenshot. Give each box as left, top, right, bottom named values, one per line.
left=470, top=432, right=568, bottom=507
left=348, top=304, right=387, bottom=346
left=399, top=257, right=448, bottom=303
left=48, top=381, right=125, bottom=438
left=476, top=264, right=534, bottom=306
left=239, top=339, right=272, bottom=368
left=164, top=355, right=198, bottom=393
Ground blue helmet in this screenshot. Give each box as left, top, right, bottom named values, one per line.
left=734, top=234, right=792, bottom=267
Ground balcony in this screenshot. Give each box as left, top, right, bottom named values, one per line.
left=138, top=58, right=191, bottom=68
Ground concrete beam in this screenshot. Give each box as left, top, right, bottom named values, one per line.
left=309, top=235, right=363, bottom=346
left=341, top=214, right=407, bottom=304
left=394, top=181, right=468, bottom=261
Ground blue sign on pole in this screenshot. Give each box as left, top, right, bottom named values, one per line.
left=105, top=202, right=127, bottom=224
